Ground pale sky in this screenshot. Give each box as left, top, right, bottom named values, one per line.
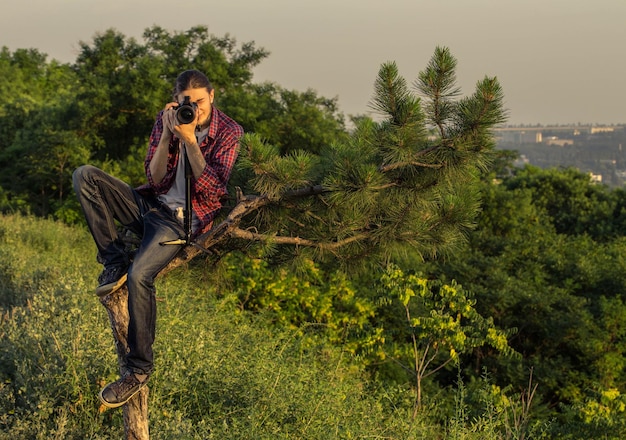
left=1, top=0, right=624, bottom=125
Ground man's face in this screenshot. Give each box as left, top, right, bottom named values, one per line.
left=176, top=87, right=214, bottom=127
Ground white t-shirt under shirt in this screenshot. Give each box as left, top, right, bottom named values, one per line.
left=157, top=127, right=209, bottom=233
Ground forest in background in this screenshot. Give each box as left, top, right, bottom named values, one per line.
left=2, top=26, right=626, bottom=438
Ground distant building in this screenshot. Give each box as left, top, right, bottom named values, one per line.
left=591, top=127, right=615, bottom=134
left=544, top=136, right=573, bottom=146
left=493, top=124, right=626, bottom=187
left=494, top=125, right=625, bottom=147
left=497, top=130, right=542, bottom=144
left=589, top=173, right=603, bottom=184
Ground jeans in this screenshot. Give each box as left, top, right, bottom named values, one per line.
left=73, top=165, right=184, bottom=375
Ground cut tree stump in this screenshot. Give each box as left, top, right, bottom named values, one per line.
left=99, top=286, right=150, bottom=440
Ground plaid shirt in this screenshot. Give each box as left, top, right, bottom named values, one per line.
left=136, top=106, right=243, bottom=235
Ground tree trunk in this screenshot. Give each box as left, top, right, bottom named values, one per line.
left=99, top=286, right=149, bottom=440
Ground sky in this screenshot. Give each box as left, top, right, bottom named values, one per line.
left=1, top=0, right=624, bottom=125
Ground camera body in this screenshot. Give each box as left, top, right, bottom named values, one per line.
left=175, top=95, right=197, bottom=125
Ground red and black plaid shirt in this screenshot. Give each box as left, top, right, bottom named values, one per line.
left=136, top=106, right=243, bottom=235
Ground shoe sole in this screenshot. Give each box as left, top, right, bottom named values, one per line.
left=95, top=273, right=128, bottom=297
left=98, top=381, right=147, bottom=409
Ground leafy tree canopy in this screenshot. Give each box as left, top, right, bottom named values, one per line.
left=0, top=26, right=347, bottom=217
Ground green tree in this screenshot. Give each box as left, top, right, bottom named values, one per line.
left=227, top=47, right=507, bottom=268
left=422, top=166, right=626, bottom=433
left=72, top=28, right=167, bottom=162
left=0, top=47, right=81, bottom=216
left=378, top=264, right=514, bottom=416
left=3, top=120, right=90, bottom=218
left=506, top=166, right=618, bottom=240
left=221, top=83, right=347, bottom=155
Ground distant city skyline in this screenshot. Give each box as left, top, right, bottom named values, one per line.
left=1, top=0, right=624, bottom=125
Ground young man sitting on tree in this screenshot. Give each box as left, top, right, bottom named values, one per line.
left=73, top=70, right=244, bottom=408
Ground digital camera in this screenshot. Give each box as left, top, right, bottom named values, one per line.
left=175, top=96, right=197, bottom=125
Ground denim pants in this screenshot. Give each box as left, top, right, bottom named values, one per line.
left=73, top=165, right=184, bottom=375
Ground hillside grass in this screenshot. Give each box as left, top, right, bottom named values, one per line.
left=0, top=214, right=580, bottom=439
left=0, top=214, right=440, bottom=439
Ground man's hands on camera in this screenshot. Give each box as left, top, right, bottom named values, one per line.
left=162, top=102, right=198, bottom=148
left=160, top=101, right=207, bottom=180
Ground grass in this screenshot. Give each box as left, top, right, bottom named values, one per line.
left=0, top=213, right=589, bottom=439
left=0, top=214, right=434, bottom=439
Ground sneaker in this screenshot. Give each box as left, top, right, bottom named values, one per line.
left=98, top=370, right=149, bottom=409
left=96, top=265, right=128, bottom=297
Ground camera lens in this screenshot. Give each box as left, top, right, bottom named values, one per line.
left=176, top=106, right=196, bottom=124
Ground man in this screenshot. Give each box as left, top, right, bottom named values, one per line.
left=73, top=70, right=243, bottom=408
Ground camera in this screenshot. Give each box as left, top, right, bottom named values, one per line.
left=175, top=96, right=197, bottom=125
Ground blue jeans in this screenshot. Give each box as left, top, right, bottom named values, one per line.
left=73, top=165, right=184, bottom=375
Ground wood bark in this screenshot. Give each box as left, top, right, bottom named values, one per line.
left=99, top=286, right=150, bottom=440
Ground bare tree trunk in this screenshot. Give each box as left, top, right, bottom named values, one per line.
left=100, top=286, right=149, bottom=440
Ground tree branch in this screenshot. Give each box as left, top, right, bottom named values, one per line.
left=380, top=161, right=442, bottom=173
left=157, top=184, right=351, bottom=274
left=378, top=143, right=447, bottom=173
left=229, top=227, right=369, bottom=251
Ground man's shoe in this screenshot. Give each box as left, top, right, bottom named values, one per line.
left=96, top=265, right=128, bottom=297
left=98, top=370, right=149, bottom=409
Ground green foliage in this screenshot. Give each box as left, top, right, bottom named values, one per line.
left=219, top=251, right=381, bottom=353
left=235, top=47, right=506, bottom=268
left=1, top=116, right=91, bottom=217
left=149, top=288, right=427, bottom=440
left=377, top=264, right=516, bottom=413
left=448, top=369, right=550, bottom=440
left=223, top=83, right=348, bottom=156
left=415, top=46, right=461, bottom=131
left=0, top=47, right=83, bottom=218
left=506, top=166, right=620, bottom=239
left=0, top=215, right=113, bottom=438
left=420, top=166, right=626, bottom=438
left=4, top=206, right=625, bottom=438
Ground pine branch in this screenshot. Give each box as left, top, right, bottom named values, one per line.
left=378, top=141, right=452, bottom=173
left=153, top=47, right=506, bottom=270
left=157, top=184, right=348, bottom=274
left=229, top=227, right=369, bottom=251
left=379, top=161, right=442, bottom=173
left=415, top=46, right=461, bottom=138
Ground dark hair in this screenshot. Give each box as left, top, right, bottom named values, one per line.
left=173, top=70, right=214, bottom=98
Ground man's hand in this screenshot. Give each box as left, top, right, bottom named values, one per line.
left=162, top=101, right=200, bottom=147
left=162, top=102, right=178, bottom=132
